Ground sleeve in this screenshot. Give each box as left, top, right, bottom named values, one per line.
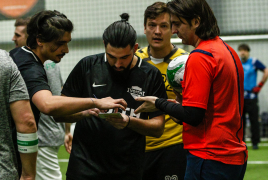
left=8, top=56, right=29, bottom=103
left=182, top=53, right=216, bottom=110
left=254, top=59, right=266, bottom=71
left=156, top=98, right=205, bottom=126
left=62, top=58, right=86, bottom=97
left=22, top=65, right=51, bottom=99
left=147, top=68, right=168, bottom=119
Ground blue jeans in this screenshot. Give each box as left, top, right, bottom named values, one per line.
left=185, top=152, right=247, bottom=180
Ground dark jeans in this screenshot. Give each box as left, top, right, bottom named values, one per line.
left=185, top=152, right=247, bottom=180
left=243, top=98, right=260, bottom=145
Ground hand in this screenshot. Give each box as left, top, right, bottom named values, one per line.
left=173, top=89, right=182, bottom=104
left=64, top=132, right=73, bottom=154
left=252, top=82, right=264, bottom=94
left=167, top=99, right=179, bottom=104
left=95, top=97, right=127, bottom=111
left=252, top=86, right=261, bottom=93
left=83, top=108, right=100, bottom=117
left=134, top=96, right=158, bottom=114
left=105, top=113, right=129, bottom=129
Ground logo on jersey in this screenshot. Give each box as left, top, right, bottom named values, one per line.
left=127, top=86, right=145, bottom=99
left=165, top=175, right=178, bottom=180
left=92, top=82, right=106, bottom=87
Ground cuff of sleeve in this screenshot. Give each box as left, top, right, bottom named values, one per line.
left=155, top=98, right=167, bottom=110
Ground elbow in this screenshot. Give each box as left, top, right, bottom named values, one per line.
left=154, top=130, right=164, bottom=138
left=18, top=113, right=37, bottom=133
left=39, top=101, right=55, bottom=115
left=151, top=124, right=164, bottom=138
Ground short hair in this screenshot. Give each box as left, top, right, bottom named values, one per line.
left=27, top=10, right=73, bottom=49
left=167, top=0, right=220, bottom=40
left=103, top=13, right=137, bottom=49
left=14, top=17, right=31, bottom=27
left=238, top=44, right=250, bottom=52
left=14, top=17, right=31, bottom=34
left=144, top=2, right=169, bottom=26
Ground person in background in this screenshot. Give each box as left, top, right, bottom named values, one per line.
left=0, top=49, right=37, bottom=180
left=12, top=17, right=31, bottom=48
left=238, top=43, right=268, bottom=149
left=135, top=2, right=187, bottom=180
left=135, top=0, right=248, bottom=179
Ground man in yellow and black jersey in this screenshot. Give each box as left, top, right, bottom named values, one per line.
left=135, top=2, right=188, bottom=180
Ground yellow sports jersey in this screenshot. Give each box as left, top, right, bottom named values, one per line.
left=135, top=45, right=188, bottom=152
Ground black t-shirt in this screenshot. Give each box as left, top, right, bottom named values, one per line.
left=10, top=46, right=51, bottom=125
left=62, top=53, right=167, bottom=180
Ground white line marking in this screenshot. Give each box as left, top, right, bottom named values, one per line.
left=247, top=161, right=268, bottom=164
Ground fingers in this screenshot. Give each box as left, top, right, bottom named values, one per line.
left=134, top=104, right=144, bottom=114
left=135, top=96, right=149, bottom=102
left=114, top=99, right=127, bottom=110
left=167, top=99, right=177, bottom=103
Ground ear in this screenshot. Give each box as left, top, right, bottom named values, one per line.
left=134, top=43, right=139, bottom=52
left=36, top=38, right=43, bottom=47
left=191, top=17, right=200, bottom=29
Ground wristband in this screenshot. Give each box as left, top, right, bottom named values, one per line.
left=90, top=98, right=96, bottom=108
left=258, top=82, right=264, bottom=88
left=17, top=132, right=38, bottom=153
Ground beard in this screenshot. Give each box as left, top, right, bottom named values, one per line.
left=106, top=57, right=133, bottom=83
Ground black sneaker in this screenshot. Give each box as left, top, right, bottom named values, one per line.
left=253, top=144, right=259, bottom=150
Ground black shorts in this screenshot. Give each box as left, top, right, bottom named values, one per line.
left=143, top=143, right=187, bottom=180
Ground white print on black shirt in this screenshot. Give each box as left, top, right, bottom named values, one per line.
left=106, top=107, right=140, bottom=118
left=127, top=86, right=145, bottom=99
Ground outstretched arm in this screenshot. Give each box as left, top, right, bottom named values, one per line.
left=32, top=90, right=127, bottom=116
left=135, top=96, right=205, bottom=127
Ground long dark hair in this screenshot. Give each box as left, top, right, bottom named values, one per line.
left=27, top=10, right=73, bottom=49
left=103, top=13, right=137, bottom=49
left=167, top=0, right=220, bottom=40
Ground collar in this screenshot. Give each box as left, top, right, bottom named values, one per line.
left=21, top=46, right=44, bottom=66
left=147, top=44, right=178, bottom=64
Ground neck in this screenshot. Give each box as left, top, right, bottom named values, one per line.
left=193, top=38, right=202, bottom=48
left=130, top=55, right=138, bottom=69
left=30, top=47, right=46, bottom=64
left=149, top=43, right=173, bottom=58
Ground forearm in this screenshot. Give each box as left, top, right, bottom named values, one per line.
left=127, top=115, right=165, bottom=138
left=260, top=68, right=268, bottom=84
left=41, top=95, right=96, bottom=116
left=65, top=123, right=71, bottom=134
left=54, top=111, right=88, bottom=123
left=20, top=152, right=37, bottom=179
left=156, top=98, right=205, bottom=127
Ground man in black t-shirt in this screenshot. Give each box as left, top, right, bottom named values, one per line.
left=60, top=13, right=167, bottom=180
left=10, top=10, right=127, bottom=126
